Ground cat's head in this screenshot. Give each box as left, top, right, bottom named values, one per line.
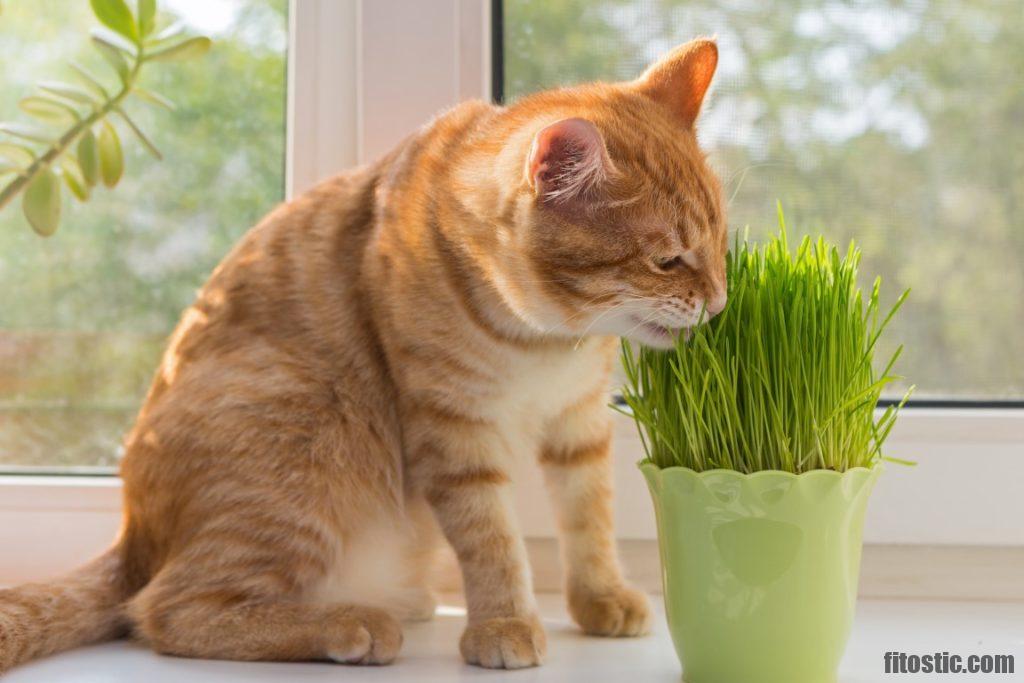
left=509, top=39, right=727, bottom=349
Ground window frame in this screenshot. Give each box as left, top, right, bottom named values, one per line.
left=2, top=0, right=1022, bottom=587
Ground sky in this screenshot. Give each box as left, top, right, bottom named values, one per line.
left=163, top=0, right=245, bottom=35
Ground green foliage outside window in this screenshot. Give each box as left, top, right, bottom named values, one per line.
left=505, top=0, right=1024, bottom=401
left=0, top=0, right=286, bottom=469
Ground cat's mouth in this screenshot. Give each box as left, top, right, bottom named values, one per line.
left=628, top=316, right=687, bottom=348
left=644, top=322, right=680, bottom=339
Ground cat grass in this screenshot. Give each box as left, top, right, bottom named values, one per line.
left=620, top=207, right=912, bottom=474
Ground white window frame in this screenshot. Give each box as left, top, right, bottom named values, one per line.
left=2, top=0, right=1022, bottom=588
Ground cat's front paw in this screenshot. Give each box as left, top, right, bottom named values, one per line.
left=568, top=583, right=651, bottom=637
left=459, top=616, right=546, bottom=669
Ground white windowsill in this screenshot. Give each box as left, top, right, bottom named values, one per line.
left=3, top=593, right=1023, bottom=683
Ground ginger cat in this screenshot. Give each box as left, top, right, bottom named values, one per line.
left=0, top=39, right=726, bottom=671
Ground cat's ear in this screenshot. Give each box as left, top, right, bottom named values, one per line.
left=526, top=117, right=615, bottom=204
left=635, top=38, right=718, bottom=129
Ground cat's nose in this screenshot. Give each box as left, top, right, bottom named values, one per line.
left=706, top=292, right=727, bottom=316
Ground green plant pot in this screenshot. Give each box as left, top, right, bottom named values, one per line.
left=640, top=461, right=881, bottom=683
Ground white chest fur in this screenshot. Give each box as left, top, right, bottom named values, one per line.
left=478, top=337, right=614, bottom=459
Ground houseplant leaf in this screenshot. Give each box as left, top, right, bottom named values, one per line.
left=0, top=122, right=53, bottom=143
left=91, top=36, right=130, bottom=81
left=2, top=4, right=211, bottom=237
left=116, top=109, right=162, bottom=159
left=38, top=81, right=97, bottom=105
left=138, top=0, right=156, bottom=37
left=69, top=62, right=111, bottom=100
left=0, top=158, right=21, bottom=176
left=131, top=87, right=175, bottom=111
left=18, top=96, right=77, bottom=123
left=62, top=159, right=90, bottom=201
left=0, top=143, right=35, bottom=167
left=98, top=121, right=124, bottom=187
left=22, top=168, right=62, bottom=236
left=77, top=129, right=101, bottom=186
left=91, top=27, right=138, bottom=56
left=89, top=0, right=138, bottom=44
left=146, top=36, right=211, bottom=62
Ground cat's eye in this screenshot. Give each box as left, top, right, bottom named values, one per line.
left=654, top=255, right=687, bottom=272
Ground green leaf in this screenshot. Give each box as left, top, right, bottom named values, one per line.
left=0, top=122, right=53, bottom=143
left=19, top=96, right=77, bottom=123
left=115, top=108, right=161, bottom=159
left=38, top=81, right=97, bottom=105
left=0, top=158, right=21, bottom=176
left=146, top=36, right=211, bottom=62
left=22, top=167, right=62, bottom=237
left=98, top=120, right=124, bottom=187
left=0, top=143, right=35, bottom=166
left=138, top=0, right=156, bottom=37
left=89, top=0, right=138, bottom=44
left=91, top=27, right=137, bottom=56
left=69, top=61, right=110, bottom=100
left=131, top=87, right=175, bottom=111
left=62, top=159, right=90, bottom=201
left=882, top=455, right=918, bottom=467
left=77, top=129, right=100, bottom=186
left=92, top=36, right=130, bottom=82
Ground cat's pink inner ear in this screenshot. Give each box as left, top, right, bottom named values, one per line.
left=527, top=117, right=613, bottom=203
left=636, top=38, right=718, bottom=129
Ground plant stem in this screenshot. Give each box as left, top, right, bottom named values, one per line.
left=0, top=50, right=144, bottom=212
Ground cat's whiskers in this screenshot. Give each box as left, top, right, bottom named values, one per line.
left=534, top=291, right=623, bottom=336
left=560, top=300, right=630, bottom=343
left=724, top=162, right=791, bottom=204
left=571, top=296, right=654, bottom=349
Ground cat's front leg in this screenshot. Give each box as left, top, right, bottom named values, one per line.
left=540, top=392, right=652, bottom=637
left=409, top=416, right=545, bottom=669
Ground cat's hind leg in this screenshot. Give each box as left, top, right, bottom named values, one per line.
left=125, top=435, right=406, bottom=664
left=129, top=554, right=403, bottom=664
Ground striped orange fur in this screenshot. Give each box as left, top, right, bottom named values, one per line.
left=0, top=39, right=726, bottom=671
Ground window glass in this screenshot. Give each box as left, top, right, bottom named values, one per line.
left=503, top=0, right=1024, bottom=401
left=0, top=0, right=288, bottom=470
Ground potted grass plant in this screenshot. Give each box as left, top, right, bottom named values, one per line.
left=621, top=210, right=911, bottom=683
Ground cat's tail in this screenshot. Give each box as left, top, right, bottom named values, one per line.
left=0, top=544, right=130, bottom=673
